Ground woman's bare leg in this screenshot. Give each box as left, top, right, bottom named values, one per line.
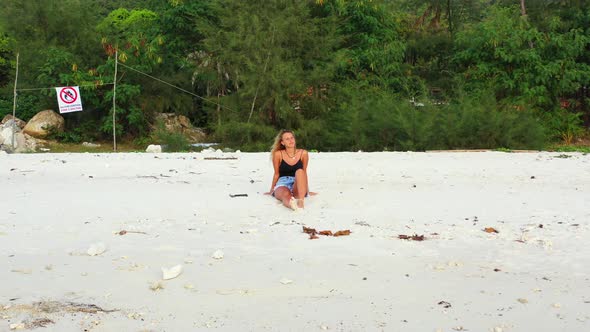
left=273, top=186, right=297, bottom=210
left=292, top=169, right=308, bottom=208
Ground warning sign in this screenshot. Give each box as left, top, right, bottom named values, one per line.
left=55, top=86, right=83, bottom=113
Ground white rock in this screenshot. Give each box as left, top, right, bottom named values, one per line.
left=517, top=298, right=528, bottom=304
left=552, top=303, right=562, bottom=308
left=87, top=242, right=106, bottom=256
left=492, top=327, right=503, bottom=332
left=149, top=281, right=164, bottom=291
left=280, top=278, right=293, bottom=285
left=161, top=264, right=183, bottom=280
left=9, top=322, right=25, bottom=330
left=184, top=283, right=195, bottom=290
left=235, top=150, right=241, bottom=153
left=82, top=142, right=101, bottom=148
left=0, top=150, right=7, bottom=156
left=212, top=250, right=224, bottom=260
left=215, top=149, right=222, bottom=153
left=201, top=147, right=215, bottom=153
left=146, top=144, right=162, bottom=153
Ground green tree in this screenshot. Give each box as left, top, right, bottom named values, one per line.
left=201, top=0, right=339, bottom=131
left=454, top=5, right=590, bottom=110
left=0, top=34, right=12, bottom=88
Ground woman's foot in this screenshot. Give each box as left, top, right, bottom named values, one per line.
left=297, top=198, right=304, bottom=209
left=289, top=197, right=298, bottom=211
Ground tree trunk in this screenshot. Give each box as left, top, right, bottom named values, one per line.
left=520, top=0, right=527, bottom=16
left=447, top=0, right=453, bottom=36
left=217, top=93, right=221, bottom=127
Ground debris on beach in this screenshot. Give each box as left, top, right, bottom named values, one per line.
left=302, top=226, right=351, bottom=239
left=10, top=268, right=32, bottom=274
left=204, top=157, right=237, bottom=160
left=229, top=193, right=248, bottom=198
left=334, top=230, right=351, bottom=237
left=87, top=242, right=106, bottom=256
left=3, top=301, right=117, bottom=315
left=118, top=230, right=147, bottom=236
left=280, top=278, right=293, bottom=285
left=397, top=234, right=425, bottom=241
left=303, top=226, right=316, bottom=235
left=150, top=281, right=165, bottom=291
left=484, top=227, right=499, bottom=233
left=161, top=265, right=183, bottom=280
left=438, top=301, right=452, bottom=308
left=517, top=298, right=529, bottom=304
left=212, top=250, right=224, bottom=259
left=9, top=322, right=25, bottom=330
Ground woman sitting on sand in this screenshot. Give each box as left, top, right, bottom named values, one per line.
left=265, top=130, right=314, bottom=210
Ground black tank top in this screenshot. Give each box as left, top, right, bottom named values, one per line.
left=279, top=150, right=303, bottom=177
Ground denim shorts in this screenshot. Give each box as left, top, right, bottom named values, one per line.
left=274, top=176, right=295, bottom=193
left=272, top=176, right=309, bottom=197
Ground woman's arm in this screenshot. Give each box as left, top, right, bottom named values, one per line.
left=267, top=151, right=281, bottom=193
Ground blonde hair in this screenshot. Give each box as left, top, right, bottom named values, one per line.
left=270, top=130, right=295, bottom=159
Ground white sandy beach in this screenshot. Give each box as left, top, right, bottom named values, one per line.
left=1, top=151, right=589, bottom=331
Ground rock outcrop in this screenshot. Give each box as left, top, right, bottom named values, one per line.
left=153, top=113, right=206, bottom=143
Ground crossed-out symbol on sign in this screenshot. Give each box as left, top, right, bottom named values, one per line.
left=59, top=87, right=78, bottom=104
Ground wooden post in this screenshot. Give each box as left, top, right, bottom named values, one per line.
left=11, top=52, right=19, bottom=150
left=112, top=49, right=118, bottom=152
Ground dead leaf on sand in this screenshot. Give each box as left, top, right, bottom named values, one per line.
left=302, top=226, right=317, bottom=235
left=333, top=230, right=351, bottom=237
left=398, top=234, right=425, bottom=241
left=484, top=227, right=499, bottom=233
left=302, top=226, right=351, bottom=239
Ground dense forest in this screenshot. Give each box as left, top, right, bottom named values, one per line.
left=0, top=0, right=589, bottom=151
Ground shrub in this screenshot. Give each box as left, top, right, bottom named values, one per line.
left=152, top=120, right=190, bottom=152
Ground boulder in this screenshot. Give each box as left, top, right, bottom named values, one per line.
left=0, top=126, right=11, bottom=145
left=1, top=115, right=26, bottom=129
left=23, top=110, right=65, bottom=138
left=0, top=121, right=38, bottom=152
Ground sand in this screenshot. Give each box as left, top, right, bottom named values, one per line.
left=1, top=150, right=589, bottom=331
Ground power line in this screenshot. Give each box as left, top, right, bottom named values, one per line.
left=16, top=82, right=114, bottom=91
left=117, top=62, right=235, bottom=112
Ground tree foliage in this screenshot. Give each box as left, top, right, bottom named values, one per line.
left=0, top=0, right=588, bottom=150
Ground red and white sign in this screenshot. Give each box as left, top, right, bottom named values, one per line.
left=55, top=86, right=83, bottom=113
